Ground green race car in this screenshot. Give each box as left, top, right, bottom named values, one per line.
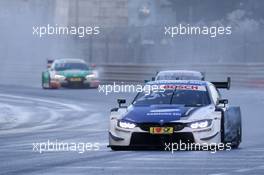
left=42, top=58, right=100, bottom=89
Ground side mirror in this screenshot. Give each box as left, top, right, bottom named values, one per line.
left=218, top=99, right=228, bottom=107
left=117, top=99, right=126, bottom=108
left=151, top=77, right=155, bottom=81
left=219, top=99, right=228, bottom=104
left=110, top=107, right=119, bottom=112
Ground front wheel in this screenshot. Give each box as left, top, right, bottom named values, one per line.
left=110, top=146, right=125, bottom=151
left=231, top=125, right=242, bottom=149
left=42, top=72, right=50, bottom=89
left=220, top=115, right=242, bottom=149
left=109, top=146, right=132, bottom=151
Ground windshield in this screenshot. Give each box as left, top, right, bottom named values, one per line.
left=54, top=62, right=89, bottom=71
left=133, top=87, right=211, bottom=107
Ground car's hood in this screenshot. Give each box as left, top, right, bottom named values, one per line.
left=122, top=104, right=214, bottom=123
left=56, top=70, right=92, bottom=78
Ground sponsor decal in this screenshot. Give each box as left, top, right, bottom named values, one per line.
left=150, top=127, right=174, bottom=134
left=146, top=112, right=181, bottom=116
left=149, top=109, right=180, bottom=113
left=160, top=85, right=206, bottom=91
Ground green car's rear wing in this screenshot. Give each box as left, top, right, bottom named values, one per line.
left=211, top=77, right=231, bottom=90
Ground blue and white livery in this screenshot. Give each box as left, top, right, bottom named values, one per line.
left=108, top=80, right=241, bottom=150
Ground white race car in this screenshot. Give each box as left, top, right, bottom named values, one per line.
left=108, top=80, right=241, bottom=150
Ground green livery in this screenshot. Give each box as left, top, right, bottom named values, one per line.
left=42, top=58, right=99, bottom=89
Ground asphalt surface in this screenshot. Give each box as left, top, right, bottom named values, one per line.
left=0, top=85, right=264, bottom=175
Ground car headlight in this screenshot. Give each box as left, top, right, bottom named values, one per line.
left=54, top=74, right=65, bottom=80
left=86, top=74, right=96, bottom=79
left=188, top=119, right=212, bottom=129
left=117, top=120, right=136, bottom=129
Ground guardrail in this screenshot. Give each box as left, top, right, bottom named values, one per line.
left=97, top=63, right=264, bottom=88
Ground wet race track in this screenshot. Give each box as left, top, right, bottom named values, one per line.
left=0, top=85, right=264, bottom=175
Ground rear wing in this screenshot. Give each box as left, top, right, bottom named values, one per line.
left=47, top=59, right=54, bottom=68
left=211, top=77, right=231, bottom=90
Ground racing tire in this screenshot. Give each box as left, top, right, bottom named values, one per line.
left=110, top=146, right=127, bottom=151
left=220, top=114, right=225, bottom=144
left=231, top=125, right=242, bottom=149
left=42, top=72, right=50, bottom=89
left=110, top=146, right=123, bottom=151
left=42, top=82, right=50, bottom=89
left=220, top=114, right=242, bottom=149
